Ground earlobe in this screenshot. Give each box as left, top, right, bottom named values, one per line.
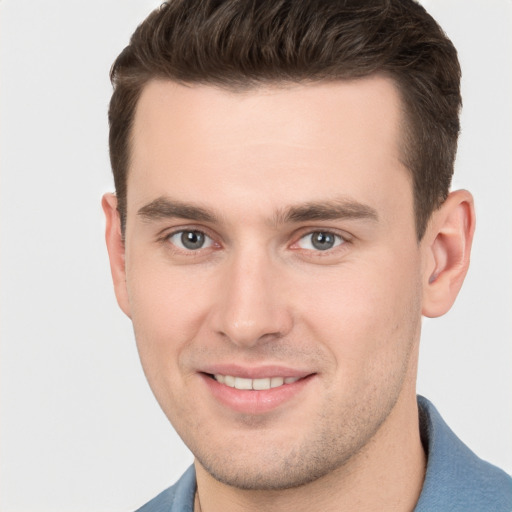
left=102, top=193, right=132, bottom=318
left=421, top=190, right=475, bottom=318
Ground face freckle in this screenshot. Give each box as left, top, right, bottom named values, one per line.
left=122, top=76, right=424, bottom=490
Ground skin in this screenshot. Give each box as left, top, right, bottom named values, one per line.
left=103, top=76, right=475, bottom=512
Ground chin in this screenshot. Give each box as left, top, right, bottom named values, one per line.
left=197, top=456, right=342, bottom=491
left=193, top=427, right=359, bottom=491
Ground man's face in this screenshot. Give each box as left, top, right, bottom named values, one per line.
left=119, top=77, right=425, bottom=489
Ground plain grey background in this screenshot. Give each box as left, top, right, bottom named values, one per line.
left=1, top=1, right=511, bottom=510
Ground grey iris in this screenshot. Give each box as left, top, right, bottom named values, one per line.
left=311, top=232, right=336, bottom=250
left=181, top=231, right=205, bottom=250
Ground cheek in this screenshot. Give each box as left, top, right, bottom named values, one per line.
left=124, top=255, right=213, bottom=378
left=297, top=253, right=422, bottom=376
left=127, top=252, right=210, bottom=327
left=124, top=259, right=215, bottom=424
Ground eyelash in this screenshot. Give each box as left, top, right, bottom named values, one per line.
left=158, top=227, right=351, bottom=257
left=293, top=231, right=346, bottom=252
left=158, top=227, right=219, bottom=255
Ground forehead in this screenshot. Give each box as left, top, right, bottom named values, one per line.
left=128, top=77, right=411, bottom=226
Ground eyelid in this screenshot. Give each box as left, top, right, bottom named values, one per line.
left=169, top=230, right=214, bottom=250
left=157, top=225, right=221, bottom=252
left=291, top=227, right=350, bottom=243
left=288, top=227, right=353, bottom=259
left=296, top=231, right=344, bottom=250
left=155, top=225, right=351, bottom=256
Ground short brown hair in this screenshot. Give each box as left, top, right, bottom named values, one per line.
left=109, top=0, right=461, bottom=239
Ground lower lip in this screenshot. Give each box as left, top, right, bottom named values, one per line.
left=201, top=374, right=315, bottom=415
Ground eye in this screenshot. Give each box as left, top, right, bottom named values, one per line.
left=167, top=230, right=214, bottom=251
left=296, top=231, right=345, bottom=251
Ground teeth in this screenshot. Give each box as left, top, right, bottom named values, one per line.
left=271, top=377, right=284, bottom=388
left=253, top=378, right=271, bottom=390
left=213, top=374, right=300, bottom=390
left=234, top=377, right=252, bottom=390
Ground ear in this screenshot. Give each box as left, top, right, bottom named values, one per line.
left=421, top=190, right=475, bottom=318
left=102, top=193, right=131, bottom=318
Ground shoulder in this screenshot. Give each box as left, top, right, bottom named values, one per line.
left=415, top=396, right=512, bottom=512
left=135, top=465, right=196, bottom=512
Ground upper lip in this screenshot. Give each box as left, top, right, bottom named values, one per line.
left=199, top=364, right=313, bottom=380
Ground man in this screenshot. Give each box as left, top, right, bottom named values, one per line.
left=102, top=0, right=512, bottom=510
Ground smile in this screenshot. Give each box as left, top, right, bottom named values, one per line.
left=202, top=370, right=315, bottom=414
left=213, top=374, right=300, bottom=390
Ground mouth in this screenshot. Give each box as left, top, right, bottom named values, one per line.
left=209, top=374, right=301, bottom=390
left=200, top=370, right=316, bottom=414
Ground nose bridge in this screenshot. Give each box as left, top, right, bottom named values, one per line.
left=213, top=244, right=292, bottom=347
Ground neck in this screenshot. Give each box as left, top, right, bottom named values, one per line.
left=194, top=391, right=426, bottom=512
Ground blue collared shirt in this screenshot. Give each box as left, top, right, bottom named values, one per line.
left=136, top=396, right=512, bottom=511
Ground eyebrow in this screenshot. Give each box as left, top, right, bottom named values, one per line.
left=275, top=199, right=379, bottom=225
left=137, top=196, right=378, bottom=225
left=137, top=197, right=217, bottom=223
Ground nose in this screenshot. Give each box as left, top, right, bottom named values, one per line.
left=211, top=249, right=293, bottom=348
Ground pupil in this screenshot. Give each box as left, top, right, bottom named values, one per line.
left=181, top=231, right=204, bottom=249
left=312, top=232, right=334, bottom=250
